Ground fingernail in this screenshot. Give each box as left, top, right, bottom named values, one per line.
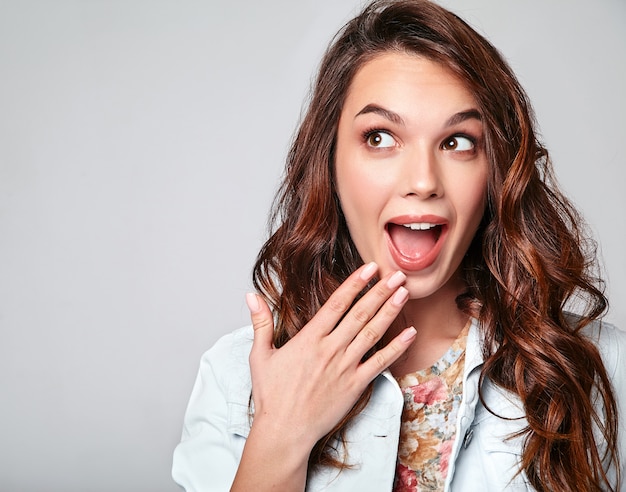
left=391, top=286, right=409, bottom=306
left=386, top=271, right=406, bottom=290
left=359, top=262, right=378, bottom=281
left=245, top=293, right=261, bottom=313
left=401, top=326, right=417, bottom=342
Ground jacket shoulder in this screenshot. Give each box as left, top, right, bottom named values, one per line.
left=202, top=326, right=254, bottom=375
left=576, top=318, right=626, bottom=380
left=201, top=325, right=254, bottom=408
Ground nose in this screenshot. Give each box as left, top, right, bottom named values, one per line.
left=401, top=146, right=443, bottom=199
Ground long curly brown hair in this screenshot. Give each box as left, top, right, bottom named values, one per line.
left=252, top=0, right=619, bottom=490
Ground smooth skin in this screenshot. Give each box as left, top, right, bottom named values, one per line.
left=232, top=52, right=489, bottom=491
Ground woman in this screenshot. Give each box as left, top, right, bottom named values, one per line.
left=172, top=1, right=625, bottom=490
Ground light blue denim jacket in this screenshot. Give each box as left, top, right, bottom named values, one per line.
left=172, top=318, right=626, bottom=491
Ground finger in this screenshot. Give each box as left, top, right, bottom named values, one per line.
left=344, top=284, right=409, bottom=359
left=306, top=262, right=379, bottom=336
left=246, top=293, right=275, bottom=357
left=332, top=270, right=406, bottom=345
left=357, top=326, right=417, bottom=382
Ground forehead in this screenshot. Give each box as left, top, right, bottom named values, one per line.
left=343, top=51, right=477, bottom=113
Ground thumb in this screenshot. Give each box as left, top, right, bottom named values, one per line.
left=246, top=292, right=275, bottom=355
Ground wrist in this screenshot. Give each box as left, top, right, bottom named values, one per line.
left=248, top=412, right=318, bottom=462
left=231, top=416, right=313, bottom=492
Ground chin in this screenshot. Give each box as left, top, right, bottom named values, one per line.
left=403, top=267, right=464, bottom=302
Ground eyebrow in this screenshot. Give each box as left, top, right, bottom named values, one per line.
left=445, top=109, right=482, bottom=126
left=355, top=104, right=482, bottom=127
left=355, top=104, right=405, bottom=125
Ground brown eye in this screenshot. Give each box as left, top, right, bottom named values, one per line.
left=442, top=135, right=474, bottom=151
left=365, top=131, right=395, bottom=148
left=368, top=133, right=382, bottom=146
left=443, top=138, right=458, bottom=150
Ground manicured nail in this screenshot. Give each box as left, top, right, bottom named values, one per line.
left=359, top=262, right=378, bottom=281
left=386, top=271, right=406, bottom=290
left=400, top=326, right=417, bottom=342
left=245, top=293, right=261, bottom=313
left=391, top=286, right=409, bottom=306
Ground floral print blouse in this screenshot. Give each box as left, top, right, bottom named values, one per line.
left=393, top=321, right=470, bottom=492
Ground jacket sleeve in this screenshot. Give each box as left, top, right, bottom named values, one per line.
left=588, top=321, right=626, bottom=490
left=172, top=329, right=252, bottom=492
left=605, top=324, right=626, bottom=490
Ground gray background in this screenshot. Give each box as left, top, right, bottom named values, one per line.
left=0, top=0, right=624, bottom=491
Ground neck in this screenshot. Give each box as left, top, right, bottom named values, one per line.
left=385, top=279, right=470, bottom=375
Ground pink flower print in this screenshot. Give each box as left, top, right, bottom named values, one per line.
left=411, top=377, right=447, bottom=405
left=439, top=439, right=454, bottom=476
left=394, top=463, right=418, bottom=492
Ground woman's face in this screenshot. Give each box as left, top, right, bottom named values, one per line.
left=335, top=52, right=488, bottom=301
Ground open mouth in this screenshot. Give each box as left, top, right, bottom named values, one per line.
left=386, top=221, right=446, bottom=270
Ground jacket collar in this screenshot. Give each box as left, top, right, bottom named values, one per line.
left=381, top=317, right=484, bottom=385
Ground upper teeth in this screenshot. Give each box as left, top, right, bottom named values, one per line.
left=403, top=223, right=437, bottom=230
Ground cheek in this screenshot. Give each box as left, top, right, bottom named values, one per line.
left=335, top=159, right=390, bottom=261
left=336, top=166, right=374, bottom=227
left=444, top=163, right=488, bottom=229
left=335, top=150, right=378, bottom=222
left=459, top=170, right=488, bottom=226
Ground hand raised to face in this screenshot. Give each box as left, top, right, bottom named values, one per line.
left=245, top=262, right=415, bottom=451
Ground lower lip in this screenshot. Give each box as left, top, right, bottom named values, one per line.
left=386, top=225, right=447, bottom=272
